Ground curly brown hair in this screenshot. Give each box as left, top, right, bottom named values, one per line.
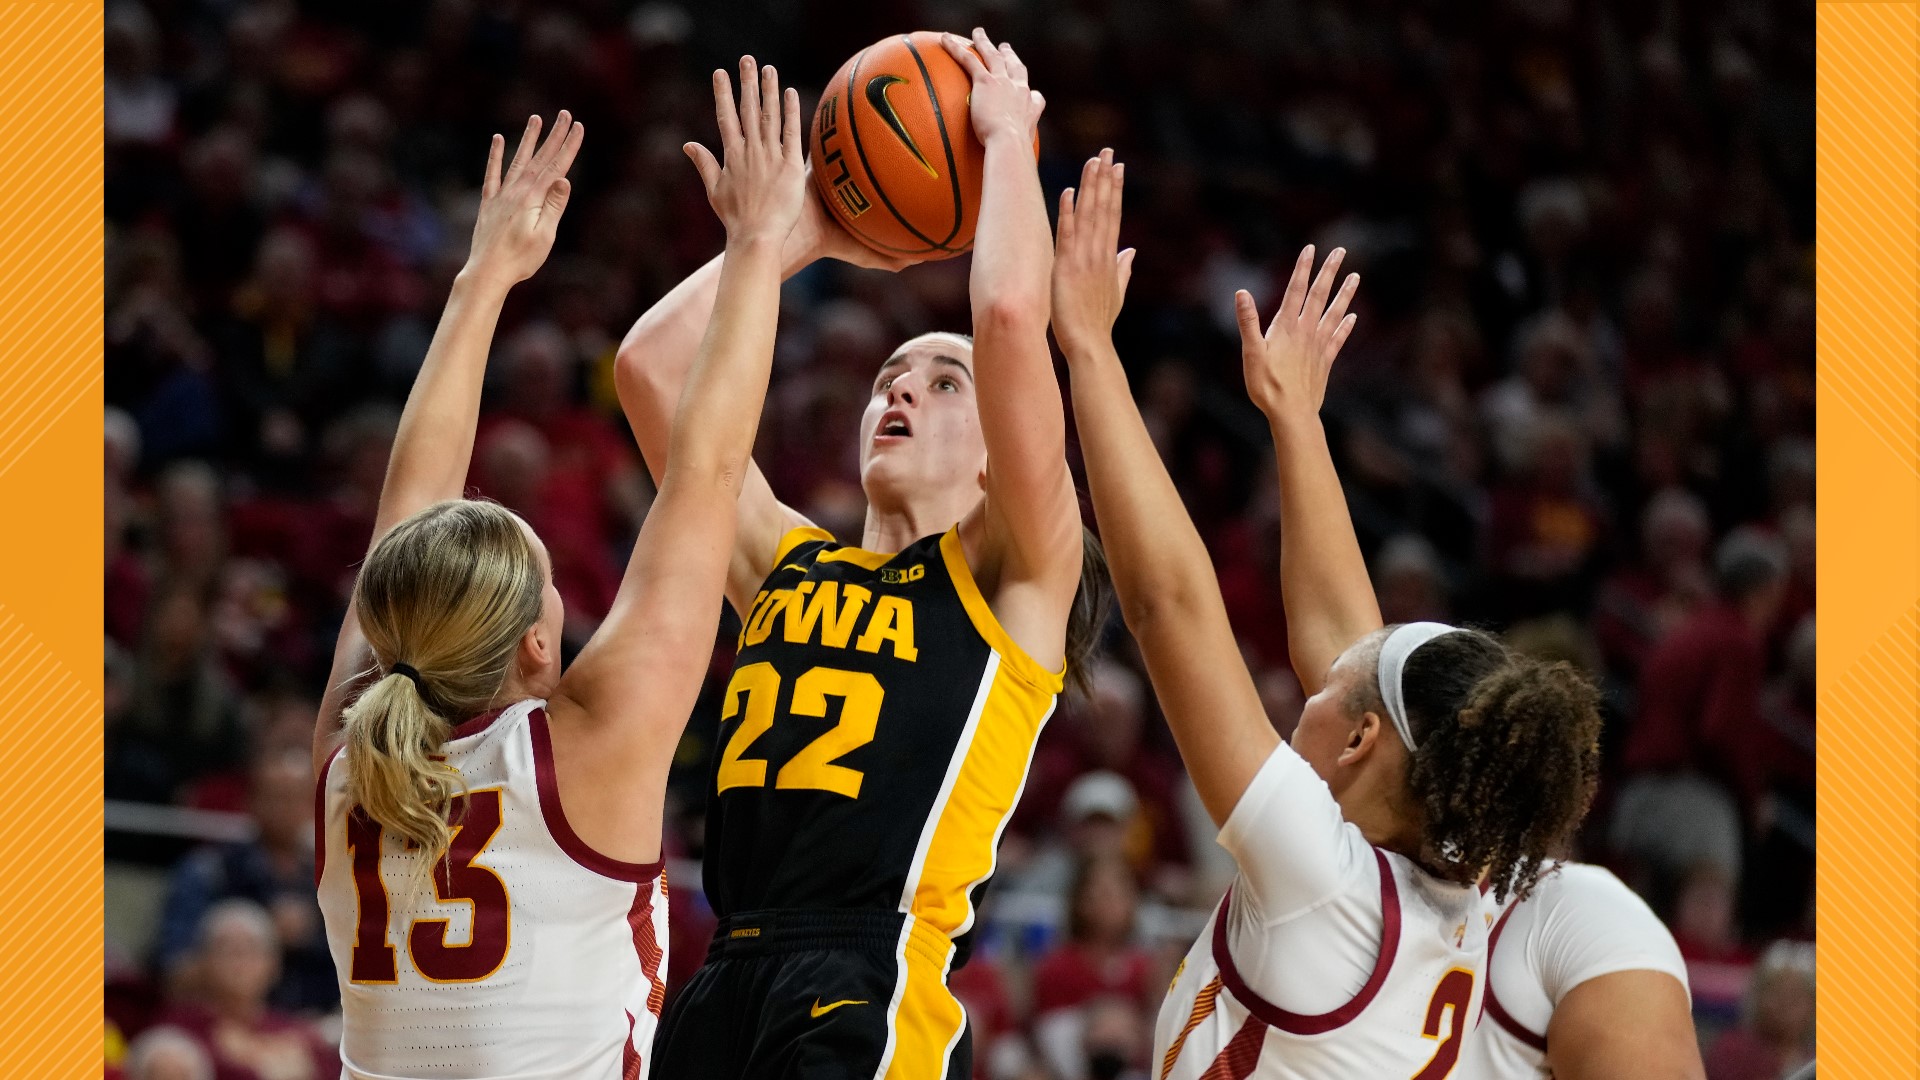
left=1348, top=627, right=1602, bottom=904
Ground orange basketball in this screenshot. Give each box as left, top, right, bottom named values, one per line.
left=811, top=31, right=1030, bottom=258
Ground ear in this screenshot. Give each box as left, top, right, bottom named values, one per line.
left=518, top=616, right=555, bottom=676
left=1336, top=710, right=1386, bottom=769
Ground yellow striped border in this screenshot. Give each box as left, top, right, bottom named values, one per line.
left=0, top=0, right=103, bottom=1072
left=1818, top=4, right=1919, bottom=1076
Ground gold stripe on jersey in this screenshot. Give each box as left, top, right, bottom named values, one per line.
left=937, top=529, right=1066, bottom=693
left=878, top=916, right=968, bottom=1080
left=904, top=653, right=1054, bottom=937
left=771, top=525, right=835, bottom=567
left=816, top=545, right=896, bottom=570
left=1160, top=975, right=1224, bottom=1080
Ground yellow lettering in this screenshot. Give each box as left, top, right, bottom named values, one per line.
left=854, top=596, right=918, bottom=661
left=743, top=589, right=790, bottom=647
left=781, top=582, right=871, bottom=648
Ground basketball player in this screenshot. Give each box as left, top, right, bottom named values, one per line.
left=313, top=64, right=808, bottom=1080
left=1049, top=156, right=1603, bottom=1079
left=616, top=33, right=1097, bottom=1080
left=1465, top=861, right=1703, bottom=1079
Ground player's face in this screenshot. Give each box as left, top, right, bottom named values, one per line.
left=858, top=334, right=987, bottom=504
left=1288, top=640, right=1377, bottom=786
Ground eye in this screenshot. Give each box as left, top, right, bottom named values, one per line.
left=877, top=374, right=896, bottom=392
left=935, top=377, right=958, bottom=392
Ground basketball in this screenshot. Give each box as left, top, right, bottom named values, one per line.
left=811, top=31, right=1026, bottom=258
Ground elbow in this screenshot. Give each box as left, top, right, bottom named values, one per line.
left=973, top=293, right=1048, bottom=338
left=1114, top=576, right=1207, bottom=636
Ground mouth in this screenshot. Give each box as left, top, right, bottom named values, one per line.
left=873, top=410, right=913, bottom=444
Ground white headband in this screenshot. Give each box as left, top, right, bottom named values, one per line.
left=1376, top=622, right=1466, bottom=752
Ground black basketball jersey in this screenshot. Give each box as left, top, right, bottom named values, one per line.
left=702, top=525, right=1063, bottom=964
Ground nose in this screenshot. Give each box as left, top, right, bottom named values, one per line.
left=887, top=376, right=918, bottom=407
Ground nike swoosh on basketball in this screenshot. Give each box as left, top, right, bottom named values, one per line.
left=810, top=998, right=868, bottom=1018
left=865, top=75, right=939, bottom=179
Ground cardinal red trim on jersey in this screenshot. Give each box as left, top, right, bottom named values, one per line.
left=1210, top=846, right=1400, bottom=1035
left=313, top=744, right=344, bottom=887
left=1197, top=1014, right=1269, bottom=1080
left=528, top=707, right=667, bottom=883
left=451, top=705, right=507, bottom=739
left=1482, top=904, right=1548, bottom=1053
left=629, top=879, right=667, bottom=1018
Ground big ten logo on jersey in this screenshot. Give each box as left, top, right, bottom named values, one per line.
left=818, top=96, right=871, bottom=219
left=738, top=580, right=917, bottom=662
left=880, top=563, right=925, bottom=585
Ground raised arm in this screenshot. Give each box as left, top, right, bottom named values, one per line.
left=313, top=114, right=583, bottom=773
left=1051, top=155, right=1277, bottom=826
left=1238, top=247, right=1373, bottom=695
left=613, top=154, right=908, bottom=616
left=552, top=58, right=806, bottom=765
left=943, top=30, right=1082, bottom=644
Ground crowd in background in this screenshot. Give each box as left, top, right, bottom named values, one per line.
left=104, top=0, right=1816, bottom=1077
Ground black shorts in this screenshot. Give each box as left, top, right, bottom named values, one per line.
left=652, top=908, right=972, bottom=1080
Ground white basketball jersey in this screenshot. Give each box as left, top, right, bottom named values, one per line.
left=1465, top=863, right=1689, bottom=1080
left=317, top=699, right=669, bottom=1080
left=1152, top=745, right=1494, bottom=1080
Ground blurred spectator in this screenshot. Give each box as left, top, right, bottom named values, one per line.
left=156, top=900, right=339, bottom=1080
left=122, top=1026, right=214, bottom=1080
left=1706, top=942, right=1816, bottom=1080
left=112, top=583, right=248, bottom=802
left=1037, top=993, right=1152, bottom=1080
left=1019, top=661, right=1191, bottom=891
left=1483, top=411, right=1610, bottom=620
left=1593, top=488, right=1714, bottom=684
left=1032, top=856, right=1156, bottom=1018
left=1371, top=534, right=1452, bottom=626
left=154, top=745, right=335, bottom=1013
left=1612, top=528, right=1789, bottom=889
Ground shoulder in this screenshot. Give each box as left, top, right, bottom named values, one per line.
left=1526, top=863, right=1688, bottom=1001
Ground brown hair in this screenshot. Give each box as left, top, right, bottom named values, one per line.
left=1064, top=527, right=1115, bottom=699
left=341, top=500, right=544, bottom=875
left=1350, top=627, right=1602, bottom=903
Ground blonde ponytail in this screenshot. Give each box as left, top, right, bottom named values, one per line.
left=341, top=500, right=546, bottom=877
left=342, top=670, right=462, bottom=867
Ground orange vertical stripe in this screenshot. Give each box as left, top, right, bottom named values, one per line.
left=0, top=2, right=103, bottom=1074
left=1816, top=5, right=1920, bottom=1077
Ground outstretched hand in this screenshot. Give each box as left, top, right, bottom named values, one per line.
left=942, top=28, right=1043, bottom=144
left=685, top=57, right=808, bottom=247
left=1235, top=245, right=1359, bottom=421
left=1051, top=150, right=1134, bottom=355
left=467, top=111, right=584, bottom=290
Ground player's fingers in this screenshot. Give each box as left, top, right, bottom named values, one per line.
left=1101, top=162, right=1125, bottom=253
left=1328, top=312, right=1358, bottom=358
left=738, top=57, right=762, bottom=144
left=481, top=133, right=504, bottom=200
left=1277, top=245, right=1313, bottom=322
left=1304, top=247, right=1345, bottom=321
left=1000, top=41, right=1027, bottom=83
left=1116, top=247, right=1136, bottom=302
left=712, top=69, right=742, bottom=156
left=504, top=115, right=541, bottom=184
left=942, top=34, right=988, bottom=80
left=971, top=28, right=1003, bottom=74
left=760, top=64, right=781, bottom=146
left=782, top=87, right=801, bottom=160
left=1320, top=273, right=1359, bottom=335
left=543, top=176, right=572, bottom=221
left=549, top=120, right=584, bottom=180
left=1234, top=289, right=1264, bottom=352
left=533, top=109, right=572, bottom=174
left=684, top=142, right=721, bottom=197
left=1056, top=187, right=1076, bottom=244
left=1030, top=90, right=1045, bottom=122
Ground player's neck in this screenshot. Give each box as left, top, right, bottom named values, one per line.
left=860, top=490, right=977, bottom=554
